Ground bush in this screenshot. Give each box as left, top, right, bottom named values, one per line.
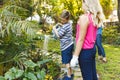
left=102, top=26, right=120, bottom=45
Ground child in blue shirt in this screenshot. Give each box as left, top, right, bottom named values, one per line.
left=96, top=26, right=107, bottom=62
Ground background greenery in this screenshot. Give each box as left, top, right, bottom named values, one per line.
left=0, top=0, right=119, bottom=80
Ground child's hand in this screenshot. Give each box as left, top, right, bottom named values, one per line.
left=53, top=25, right=56, bottom=29
left=53, top=23, right=61, bottom=29
left=70, top=55, right=78, bottom=68
left=57, top=23, right=62, bottom=26
left=52, top=24, right=60, bottom=38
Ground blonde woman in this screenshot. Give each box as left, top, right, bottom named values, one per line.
left=70, top=0, right=105, bottom=79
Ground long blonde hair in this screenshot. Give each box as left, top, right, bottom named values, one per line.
left=83, top=0, right=105, bottom=27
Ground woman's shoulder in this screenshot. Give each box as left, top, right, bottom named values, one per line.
left=77, top=14, right=89, bottom=25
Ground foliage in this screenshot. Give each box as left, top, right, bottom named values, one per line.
left=1, top=0, right=33, bottom=20
left=0, top=1, right=39, bottom=77
left=102, top=26, right=120, bottom=45
left=0, top=5, right=37, bottom=38
left=58, top=0, right=83, bottom=26
left=44, top=60, right=60, bottom=80
left=0, top=40, right=61, bottom=80
left=48, top=39, right=60, bottom=54
left=0, top=59, right=49, bottom=80
left=4, top=67, right=24, bottom=80
left=100, top=0, right=113, bottom=19
left=34, top=38, right=61, bottom=54
left=33, top=0, right=83, bottom=34
left=1, top=0, right=119, bottom=80
left=33, top=0, right=62, bottom=34
left=36, top=0, right=63, bottom=21
left=0, top=76, right=5, bottom=80
left=0, top=36, right=61, bottom=79
left=118, top=0, right=120, bottom=22
left=0, top=5, right=38, bottom=70
left=0, top=48, right=60, bottom=80
left=45, top=74, right=53, bottom=80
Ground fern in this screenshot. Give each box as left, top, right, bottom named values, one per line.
left=0, top=5, right=37, bottom=39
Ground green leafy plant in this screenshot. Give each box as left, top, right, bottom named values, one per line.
left=102, top=26, right=119, bottom=45
left=0, top=76, right=5, bottom=80
left=0, top=59, right=52, bottom=80
left=0, top=2, right=39, bottom=76
left=4, top=67, right=24, bottom=80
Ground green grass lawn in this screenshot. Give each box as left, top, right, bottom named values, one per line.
left=96, top=44, right=120, bottom=80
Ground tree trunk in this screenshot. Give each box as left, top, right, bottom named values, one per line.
left=118, top=0, right=120, bottom=22
left=0, top=0, right=3, bottom=8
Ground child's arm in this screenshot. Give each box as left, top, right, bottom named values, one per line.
left=53, top=26, right=60, bottom=38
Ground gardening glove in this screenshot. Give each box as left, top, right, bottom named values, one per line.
left=70, top=55, right=78, bottom=68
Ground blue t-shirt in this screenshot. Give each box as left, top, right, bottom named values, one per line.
left=97, top=26, right=102, bottom=35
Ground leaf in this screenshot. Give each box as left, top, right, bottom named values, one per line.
left=0, top=76, right=6, bottom=80
left=0, top=50, right=5, bottom=55
left=23, top=60, right=37, bottom=68
left=5, top=67, right=24, bottom=80
left=23, top=78, right=28, bottom=80
left=25, top=72, right=37, bottom=80
left=5, top=71, right=14, bottom=80
left=37, top=59, right=52, bottom=65
left=15, top=70, right=24, bottom=79
left=36, top=69, right=46, bottom=80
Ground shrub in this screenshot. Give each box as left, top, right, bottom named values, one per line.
left=102, top=26, right=120, bottom=45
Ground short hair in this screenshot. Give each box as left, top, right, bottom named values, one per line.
left=60, top=10, right=70, bottom=20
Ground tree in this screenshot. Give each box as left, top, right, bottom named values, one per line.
left=0, top=0, right=3, bottom=7
left=0, top=0, right=34, bottom=20
left=100, top=0, right=113, bottom=19
left=59, top=0, right=83, bottom=25
left=118, top=0, right=120, bottom=22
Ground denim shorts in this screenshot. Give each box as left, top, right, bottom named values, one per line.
left=61, top=44, right=74, bottom=64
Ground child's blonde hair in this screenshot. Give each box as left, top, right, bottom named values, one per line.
left=83, top=0, right=105, bottom=27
